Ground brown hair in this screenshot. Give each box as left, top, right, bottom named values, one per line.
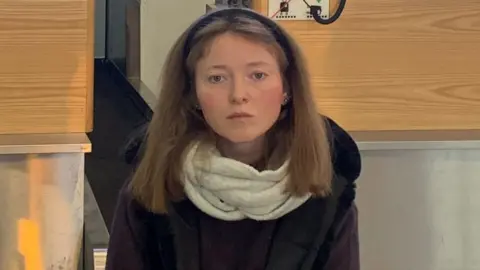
left=130, top=12, right=333, bottom=213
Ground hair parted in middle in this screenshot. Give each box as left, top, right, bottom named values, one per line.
left=129, top=8, right=333, bottom=213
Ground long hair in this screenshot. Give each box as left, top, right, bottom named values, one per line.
left=130, top=10, right=333, bottom=213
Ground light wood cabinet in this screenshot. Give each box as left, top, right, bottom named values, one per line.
left=0, top=0, right=94, bottom=134
left=252, top=0, right=480, bottom=131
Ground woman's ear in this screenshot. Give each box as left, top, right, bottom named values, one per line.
left=282, top=92, right=291, bottom=106
left=189, top=91, right=204, bottom=115
left=281, top=78, right=291, bottom=106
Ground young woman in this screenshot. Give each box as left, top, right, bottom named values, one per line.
left=106, top=7, right=361, bottom=270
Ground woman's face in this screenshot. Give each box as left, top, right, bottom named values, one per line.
left=195, top=33, right=284, bottom=143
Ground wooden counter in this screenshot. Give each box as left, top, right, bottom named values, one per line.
left=0, top=0, right=94, bottom=267
left=252, top=0, right=480, bottom=131
left=0, top=133, right=91, bottom=155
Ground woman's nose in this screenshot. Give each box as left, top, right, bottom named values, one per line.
left=229, top=78, right=250, bottom=104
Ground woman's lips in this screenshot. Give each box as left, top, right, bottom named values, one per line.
left=226, top=112, right=253, bottom=119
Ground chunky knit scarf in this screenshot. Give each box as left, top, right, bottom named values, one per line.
left=183, top=142, right=311, bottom=221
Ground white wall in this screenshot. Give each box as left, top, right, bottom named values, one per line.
left=140, top=0, right=212, bottom=99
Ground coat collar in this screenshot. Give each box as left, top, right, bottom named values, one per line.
left=265, top=175, right=346, bottom=270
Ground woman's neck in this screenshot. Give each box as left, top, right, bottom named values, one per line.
left=217, top=136, right=265, bottom=165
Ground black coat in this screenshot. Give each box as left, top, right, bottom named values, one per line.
left=106, top=118, right=362, bottom=270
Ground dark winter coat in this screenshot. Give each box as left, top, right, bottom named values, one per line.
left=105, top=118, right=362, bottom=270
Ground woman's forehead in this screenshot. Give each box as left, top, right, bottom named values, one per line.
left=197, top=33, right=279, bottom=67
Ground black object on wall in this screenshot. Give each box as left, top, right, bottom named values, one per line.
left=94, top=0, right=107, bottom=58
left=105, top=0, right=141, bottom=81
left=216, top=0, right=251, bottom=8
left=105, top=0, right=127, bottom=74
left=86, top=59, right=151, bottom=229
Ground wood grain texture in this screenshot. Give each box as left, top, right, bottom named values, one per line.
left=0, top=0, right=93, bottom=134
left=85, top=0, right=94, bottom=132
left=253, top=0, right=480, bottom=131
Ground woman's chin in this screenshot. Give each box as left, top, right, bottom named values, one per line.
left=220, top=132, right=264, bottom=144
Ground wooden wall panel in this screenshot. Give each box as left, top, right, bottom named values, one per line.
left=253, top=0, right=480, bottom=131
left=85, top=0, right=95, bottom=132
left=0, top=0, right=93, bottom=134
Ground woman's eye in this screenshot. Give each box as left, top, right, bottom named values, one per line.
left=252, top=72, right=267, bottom=80
left=207, top=75, right=225, bottom=84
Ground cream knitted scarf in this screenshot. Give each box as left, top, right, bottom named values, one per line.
left=182, top=142, right=311, bottom=221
